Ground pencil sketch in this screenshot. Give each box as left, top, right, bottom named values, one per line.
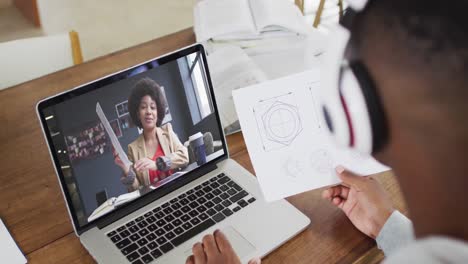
left=309, top=149, right=334, bottom=175
left=254, top=92, right=303, bottom=152
left=284, top=157, right=306, bottom=179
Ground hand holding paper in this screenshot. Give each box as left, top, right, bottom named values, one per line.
left=96, top=102, right=132, bottom=169
left=233, top=69, right=389, bottom=201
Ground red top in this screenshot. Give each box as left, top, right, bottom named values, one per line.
left=148, top=144, right=172, bottom=184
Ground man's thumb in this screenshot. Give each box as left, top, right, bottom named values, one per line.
left=248, top=257, right=261, bottom=264
left=336, top=165, right=364, bottom=186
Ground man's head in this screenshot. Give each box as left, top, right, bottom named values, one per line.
left=349, top=0, right=468, bottom=166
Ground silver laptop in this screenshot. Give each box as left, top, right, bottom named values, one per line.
left=36, top=44, right=310, bottom=264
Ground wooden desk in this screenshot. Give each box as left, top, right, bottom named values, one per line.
left=0, top=28, right=407, bottom=263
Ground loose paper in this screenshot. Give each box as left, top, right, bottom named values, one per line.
left=0, top=219, right=26, bottom=264
left=207, top=46, right=267, bottom=134
left=96, top=102, right=132, bottom=168
left=233, top=69, right=389, bottom=201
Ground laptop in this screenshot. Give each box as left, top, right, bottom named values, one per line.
left=36, top=44, right=310, bottom=263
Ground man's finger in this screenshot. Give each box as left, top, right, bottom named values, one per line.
left=186, top=255, right=195, bottom=264
left=322, top=185, right=350, bottom=200
left=192, top=242, right=207, bottom=263
left=214, top=230, right=234, bottom=253
left=332, top=196, right=342, bottom=205
left=336, top=165, right=365, bottom=188
left=332, top=197, right=346, bottom=209
left=248, top=257, right=262, bottom=264
left=202, top=234, right=220, bottom=256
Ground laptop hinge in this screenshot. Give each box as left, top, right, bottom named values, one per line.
left=96, top=162, right=219, bottom=230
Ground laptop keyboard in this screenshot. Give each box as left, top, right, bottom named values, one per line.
left=106, top=173, right=257, bottom=264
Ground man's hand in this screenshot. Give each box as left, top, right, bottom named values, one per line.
left=186, top=230, right=261, bottom=264
left=322, top=166, right=394, bottom=239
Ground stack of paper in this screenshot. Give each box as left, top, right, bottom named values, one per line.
left=194, top=0, right=311, bottom=55
left=207, top=46, right=267, bottom=134
left=194, top=0, right=309, bottom=42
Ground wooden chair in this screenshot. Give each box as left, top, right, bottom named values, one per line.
left=295, top=0, right=344, bottom=28
left=0, top=30, right=83, bottom=90
left=313, top=0, right=344, bottom=27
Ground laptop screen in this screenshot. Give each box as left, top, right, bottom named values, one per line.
left=37, top=45, right=227, bottom=232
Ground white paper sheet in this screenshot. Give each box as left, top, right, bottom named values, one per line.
left=96, top=102, right=132, bottom=168
left=233, top=69, right=389, bottom=201
left=0, top=219, right=26, bottom=264
left=194, top=0, right=256, bottom=42
left=207, top=46, right=267, bottom=134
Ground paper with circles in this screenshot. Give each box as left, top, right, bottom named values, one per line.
left=233, top=69, right=389, bottom=201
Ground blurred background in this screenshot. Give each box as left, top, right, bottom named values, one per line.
left=0, top=0, right=195, bottom=60
left=0, top=0, right=340, bottom=61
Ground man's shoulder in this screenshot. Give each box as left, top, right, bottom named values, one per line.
left=384, top=236, right=468, bottom=264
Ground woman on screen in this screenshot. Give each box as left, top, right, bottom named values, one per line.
left=114, top=78, right=189, bottom=191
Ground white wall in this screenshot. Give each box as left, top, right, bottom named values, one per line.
left=36, top=0, right=195, bottom=60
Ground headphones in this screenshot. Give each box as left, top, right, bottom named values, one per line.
left=319, top=0, right=388, bottom=154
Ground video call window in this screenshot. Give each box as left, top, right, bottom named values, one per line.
left=42, top=52, right=224, bottom=227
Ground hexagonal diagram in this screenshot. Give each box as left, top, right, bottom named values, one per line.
left=261, top=101, right=303, bottom=145
left=254, top=94, right=304, bottom=152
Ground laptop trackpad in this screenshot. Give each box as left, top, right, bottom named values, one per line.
left=184, top=226, right=255, bottom=259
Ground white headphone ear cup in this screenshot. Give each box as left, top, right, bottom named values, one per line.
left=320, top=92, right=350, bottom=148
left=319, top=25, right=352, bottom=148
left=346, top=0, right=369, bottom=11
left=340, top=68, right=373, bottom=153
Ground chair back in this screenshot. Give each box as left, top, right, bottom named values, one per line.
left=0, top=31, right=83, bottom=90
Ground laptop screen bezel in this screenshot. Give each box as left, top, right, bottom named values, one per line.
left=36, top=44, right=229, bottom=235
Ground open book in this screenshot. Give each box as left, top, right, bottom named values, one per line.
left=194, top=0, right=309, bottom=42
left=88, top=190, right=140, bottom=222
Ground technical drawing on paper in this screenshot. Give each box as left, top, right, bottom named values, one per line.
left=253, top=92, right=303, bottom=152
left=309, top=149, right=334, bottom=175
left=284, top=157, right=306, bottom=180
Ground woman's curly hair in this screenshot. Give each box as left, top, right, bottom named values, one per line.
left=128, top=78, right=167, bottom=128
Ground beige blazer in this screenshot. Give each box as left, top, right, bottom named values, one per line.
left=125, top=123, right=189, bottom=191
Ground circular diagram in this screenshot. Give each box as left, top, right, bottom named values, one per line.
left=284, top=157, right=306, bottom=179
left=309, top=149, right=333, bottom=174
left=262, top=101, right=303, bottom=145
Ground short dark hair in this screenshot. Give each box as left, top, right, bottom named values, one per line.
left=351, top=0, right=468, bottom=120
left=356, top=0, right=468, bottom=75
left=128, top=78, right=167, bottom=128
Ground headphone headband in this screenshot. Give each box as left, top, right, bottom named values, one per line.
left=346, top=0, right=369, bottom=11
left=319, top=5, right=388, bottom=154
